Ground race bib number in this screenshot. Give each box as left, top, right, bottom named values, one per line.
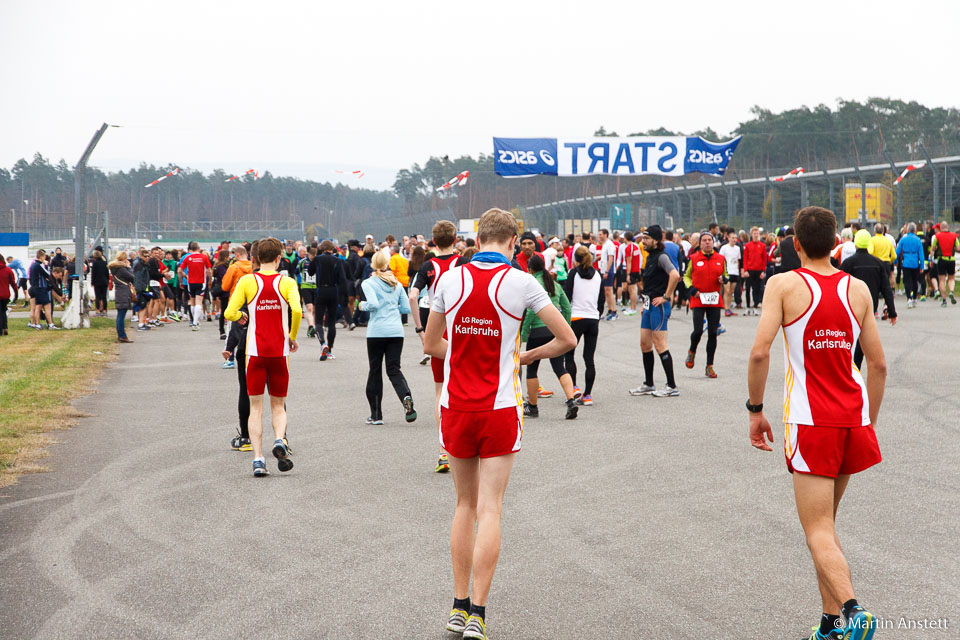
left=699, top=291, right=720, bottom=305
left=303, top=272, right=316, bottom=285
left=149, top=279, right=161, bottom=288
left=642, top=296, right=651, bottom=311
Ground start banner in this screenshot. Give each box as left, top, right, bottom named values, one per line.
left=493, top=136, right=741, bottom=178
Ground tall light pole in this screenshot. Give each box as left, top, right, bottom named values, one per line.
left=72, top=123, right=110, bottom=327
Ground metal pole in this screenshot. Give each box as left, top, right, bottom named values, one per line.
left=103, top=210, right=110, bottom=260
left=918, top=143, right=938, bottom=221
left=881, top=148, right=901, bottom=230
left=74, top=123, right=109, bottom=325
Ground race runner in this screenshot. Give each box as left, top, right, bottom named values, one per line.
left=409, top=220, right=463, bottom=473
left=931, top=221, right=958, bottom=306
left=424, top=208, right=575, bottom=640
left=684, top=232, right=727, bottom=378
left=629, top=225, right=681, bottom=397
left=178, top=241, right=213, bottom=330
left=747, top=206, right=885, bottom=640
left=224, top=237, right=302, bottom=477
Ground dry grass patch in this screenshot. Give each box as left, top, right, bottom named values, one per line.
left=0, top=317, right=118, bottom=488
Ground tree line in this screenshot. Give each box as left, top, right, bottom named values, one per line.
left=2, top=98, right=957, bottom=238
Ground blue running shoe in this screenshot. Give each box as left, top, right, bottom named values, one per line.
left=272, top=438, right=293, bottom=472
left=843, top=606, right=877, bottom=640
left=253, top=459, right=268, bottom=477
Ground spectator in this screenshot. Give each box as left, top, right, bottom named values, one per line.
left=108, top=251, right=135, bottom=343
left=91, top=249, right=110, bottom=316
left=0, top=253, right=18, bottom=336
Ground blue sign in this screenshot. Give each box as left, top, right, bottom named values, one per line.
left=493, top=136, right=741, bottom=178
left=0, top=233, right=29, bottom=246
left=493, top=138, right=558, bottom=177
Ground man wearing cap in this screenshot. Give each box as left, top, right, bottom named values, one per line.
left=543, top=237, right=561, bottom=275
left=629, top=225, right=680, bottom=397
left=513, top=231, right=542, bottom=273
left=841, top=229, right=896, bottom=368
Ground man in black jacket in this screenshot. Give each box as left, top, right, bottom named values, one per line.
left=841, top=229, right=897, bottom=368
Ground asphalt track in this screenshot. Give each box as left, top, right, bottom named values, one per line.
left=1, top=300, right=957, bottom=640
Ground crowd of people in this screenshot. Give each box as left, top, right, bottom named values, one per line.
left=1, top=210, right=955, bottom=639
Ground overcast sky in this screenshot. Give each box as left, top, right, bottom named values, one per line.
left=1, top=0, right=956, bottom=191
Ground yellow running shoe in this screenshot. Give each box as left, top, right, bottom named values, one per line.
left=462, top=615, right=487, bottom=640
left=435, top=453, right=450, bottom=473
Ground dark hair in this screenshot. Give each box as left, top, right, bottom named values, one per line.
left=526, top=254, right=555, bottom=297
left=465, top=238, right=475, bottom=247
left=408, top=246, right=426, bottom=274
left=624, top=231, right=634, bottom=242
left=793, top=207, right=836, bottom=259
left=319, top=240, right=336, bottom=253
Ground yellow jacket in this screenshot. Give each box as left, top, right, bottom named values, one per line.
left=389, top=253, right=410, bottom=288
left=868, top=234, right=895, bottom=263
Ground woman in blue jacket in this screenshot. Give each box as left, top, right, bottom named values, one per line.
left=359, top=251, right=417, bottom=425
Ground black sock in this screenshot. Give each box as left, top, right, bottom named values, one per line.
left=841, top=599, right=860, bottom=619
left=642, top=350, right=655, bottom=386
left=453, top=597, right=470, bottom=612
left=659, top=350, right=676, bottom=388
left=820, top=613, right=842, bottom=634
left=469, top=604, right=486, bottom=621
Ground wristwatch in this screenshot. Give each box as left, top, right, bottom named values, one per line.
left=745, top=399, right=763, bottom=413
left=415, top=327, right=425, bottom=334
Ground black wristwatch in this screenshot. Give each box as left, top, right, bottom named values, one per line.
left=415, top=327, right=425, bottom=334
left=745, top=399, right=763, bottom=413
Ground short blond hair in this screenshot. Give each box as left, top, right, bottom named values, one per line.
left=477, top=208, right=518, bottom=245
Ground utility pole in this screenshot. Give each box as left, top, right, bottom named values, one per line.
left=70, top=122, right=109, bottom=329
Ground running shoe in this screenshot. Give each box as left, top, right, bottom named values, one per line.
left=920, top=295, right=926, bottom=301
left=137, top=324, right=150, bottom=331
left=206, top=314, right=213, bottom=322
left=307, top=325, right=316, bottom=338
left=230, top=433, right=252, bottom=451
left=46, top=324, right=60, bottom=330
left=169, top=311, right=181, bottom=322
left=685, top=350, right=695, bottom=369
left=220, top=332, right=227, bottom=341
left=365, top=417, right=384, bottom=425
left=191, top=324, right=200, bottom=331
left=577, top=394, right=593, bottom=406
left=623, top=309, right=638, bottom=316
left=537, top=386, right=554, bottom=398
left=272, top=438, right=293, bottom=472
left=446, top=608, right=469, bottom=633
left=942, top=299, right=948, bottom=307
left=717, top=324, right=726, bottom=335
left=253, top=459, right=269, bottom=477
left=319, top=344, right=330, bottom=361
left=435, top=453, right=450, bottom=473
left=725, top=309, right=737, bottom=317
left=652, top=385, right=679, bottom=397
left=628, top=384, right=656, bottom=396
left=565, top=398, right=579, bottom=420
left=952, top=294, right=956, bottom=305
left=462, top=615, right=487, bottom=640
left=801, top=625, right=843, bottom=640
left=842, top=606, right=877, bottom=640
left=221, top=359, right=236, bottom=369
left=403, top=395, right=417, bottom=423
left=419, top=354, right=431, bottom=366
left=523, top=402, right=539, bottom=418
left=705, top=365, right=717, bottom=378
left=572, top=386, right=582, bottom=400
left=604, top=311, right=618, bottom=321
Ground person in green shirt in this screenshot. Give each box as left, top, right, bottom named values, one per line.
left=520, top=254, right=578, bottom=420
left=162, top=250, right=182, bottom=322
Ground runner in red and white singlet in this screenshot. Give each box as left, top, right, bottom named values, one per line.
left=408, top=220, right=465, bottom=473
left=424, top=209, right=576, bottom=638
left=224, top=238, right=302, bottom=477
left=177, top=241, right=212, bottom=328
left=747, top=207, right=886, bottom=639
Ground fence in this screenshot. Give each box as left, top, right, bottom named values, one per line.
left=520, top=148, right=960, bottom=237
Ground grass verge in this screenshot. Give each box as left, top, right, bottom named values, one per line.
left=0, top=317, right=119, bottom=488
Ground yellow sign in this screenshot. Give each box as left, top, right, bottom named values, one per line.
left=845, top=183, right=893, bottom=224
